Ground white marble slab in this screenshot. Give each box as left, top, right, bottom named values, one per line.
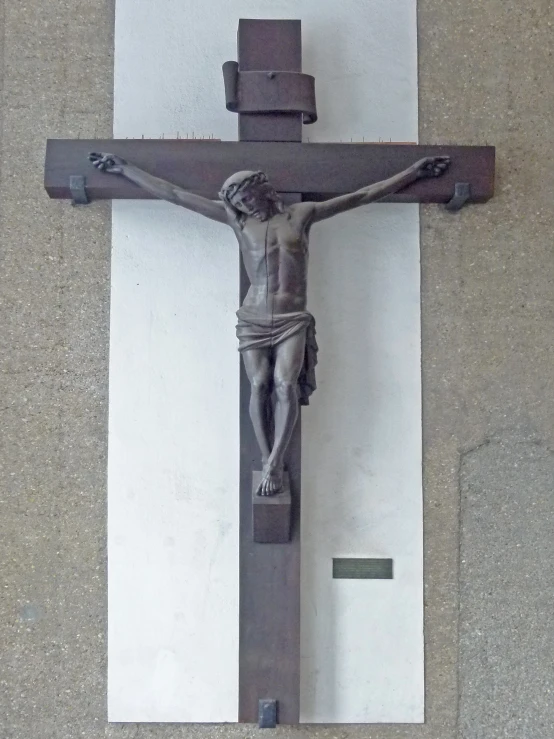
left=109, top=0, right=422, bottom=723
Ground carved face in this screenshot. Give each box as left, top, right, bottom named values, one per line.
left=219, top=171, right=283, bottom=221
left=229, top=180, right=279, bottom=221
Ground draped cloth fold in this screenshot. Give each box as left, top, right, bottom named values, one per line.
left=236, top=307, right=318, bottom=406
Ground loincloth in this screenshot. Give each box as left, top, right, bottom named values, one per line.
left=236, top=308, right=318, bottom=406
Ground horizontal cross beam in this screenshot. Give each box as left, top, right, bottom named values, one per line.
left=44, top=140, right=495, bottom=204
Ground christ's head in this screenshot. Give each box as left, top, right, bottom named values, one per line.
left=219, top=170, right=283, bottom=222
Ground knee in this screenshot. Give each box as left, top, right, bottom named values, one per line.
left=274, top=378, right=298, bottom=400
left=251, top=373, right=271, bottom=395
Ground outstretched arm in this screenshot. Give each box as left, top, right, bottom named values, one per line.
left=89, top=153, right=228, bottom=224
left=303, top=156, right=450, bottom=224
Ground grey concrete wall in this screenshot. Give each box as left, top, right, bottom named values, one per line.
left=1, top=1, right=552, bottom=738
left=419, top=2, right=554, bottom=738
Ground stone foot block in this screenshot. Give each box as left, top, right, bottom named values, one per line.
left=252, top=472, right=291, bottom=544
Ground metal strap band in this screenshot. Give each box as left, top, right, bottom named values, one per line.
left=223, top=61, right=317, bottom=124
left=69, top=175, right=89, bottom=205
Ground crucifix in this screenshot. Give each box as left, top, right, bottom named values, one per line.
left=45, top=19, right=494, bottom=727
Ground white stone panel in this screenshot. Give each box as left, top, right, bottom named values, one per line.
left=110, top=0, right=421, bottom=723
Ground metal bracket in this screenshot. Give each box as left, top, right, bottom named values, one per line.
left=258, top=699, right=278, bottom=728
left=70, top=175, right=89, bottom=206
left=223, top=61, right=317, bottom=124
left=445, top=182, right=470, bottom=212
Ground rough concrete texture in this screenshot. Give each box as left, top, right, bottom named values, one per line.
left=1, top=1, right=553, bottom=738
left=460, top=431, right=554, bottom=739
left=418, top=1, right=554, bottom=737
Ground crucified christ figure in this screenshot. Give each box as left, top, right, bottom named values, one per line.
left=90, top=152, right=450, bottom=495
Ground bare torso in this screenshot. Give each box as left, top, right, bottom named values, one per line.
left=230, top=205, right=310, bottom=315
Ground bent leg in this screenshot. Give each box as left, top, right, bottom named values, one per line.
left=241, top=348, right=273, bottom=466
left=259, top=329, right=306, bottom=496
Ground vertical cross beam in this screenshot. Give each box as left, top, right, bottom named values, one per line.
left=237, top=19, right=302, bottom=725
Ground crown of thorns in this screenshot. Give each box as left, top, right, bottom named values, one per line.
left=218, top=171, right=270, bottom=204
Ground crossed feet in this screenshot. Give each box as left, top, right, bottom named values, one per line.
left=256, top=461, right=285, bottom=496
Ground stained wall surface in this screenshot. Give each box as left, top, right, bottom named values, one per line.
left=1, top=1, right=554, bottom=738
